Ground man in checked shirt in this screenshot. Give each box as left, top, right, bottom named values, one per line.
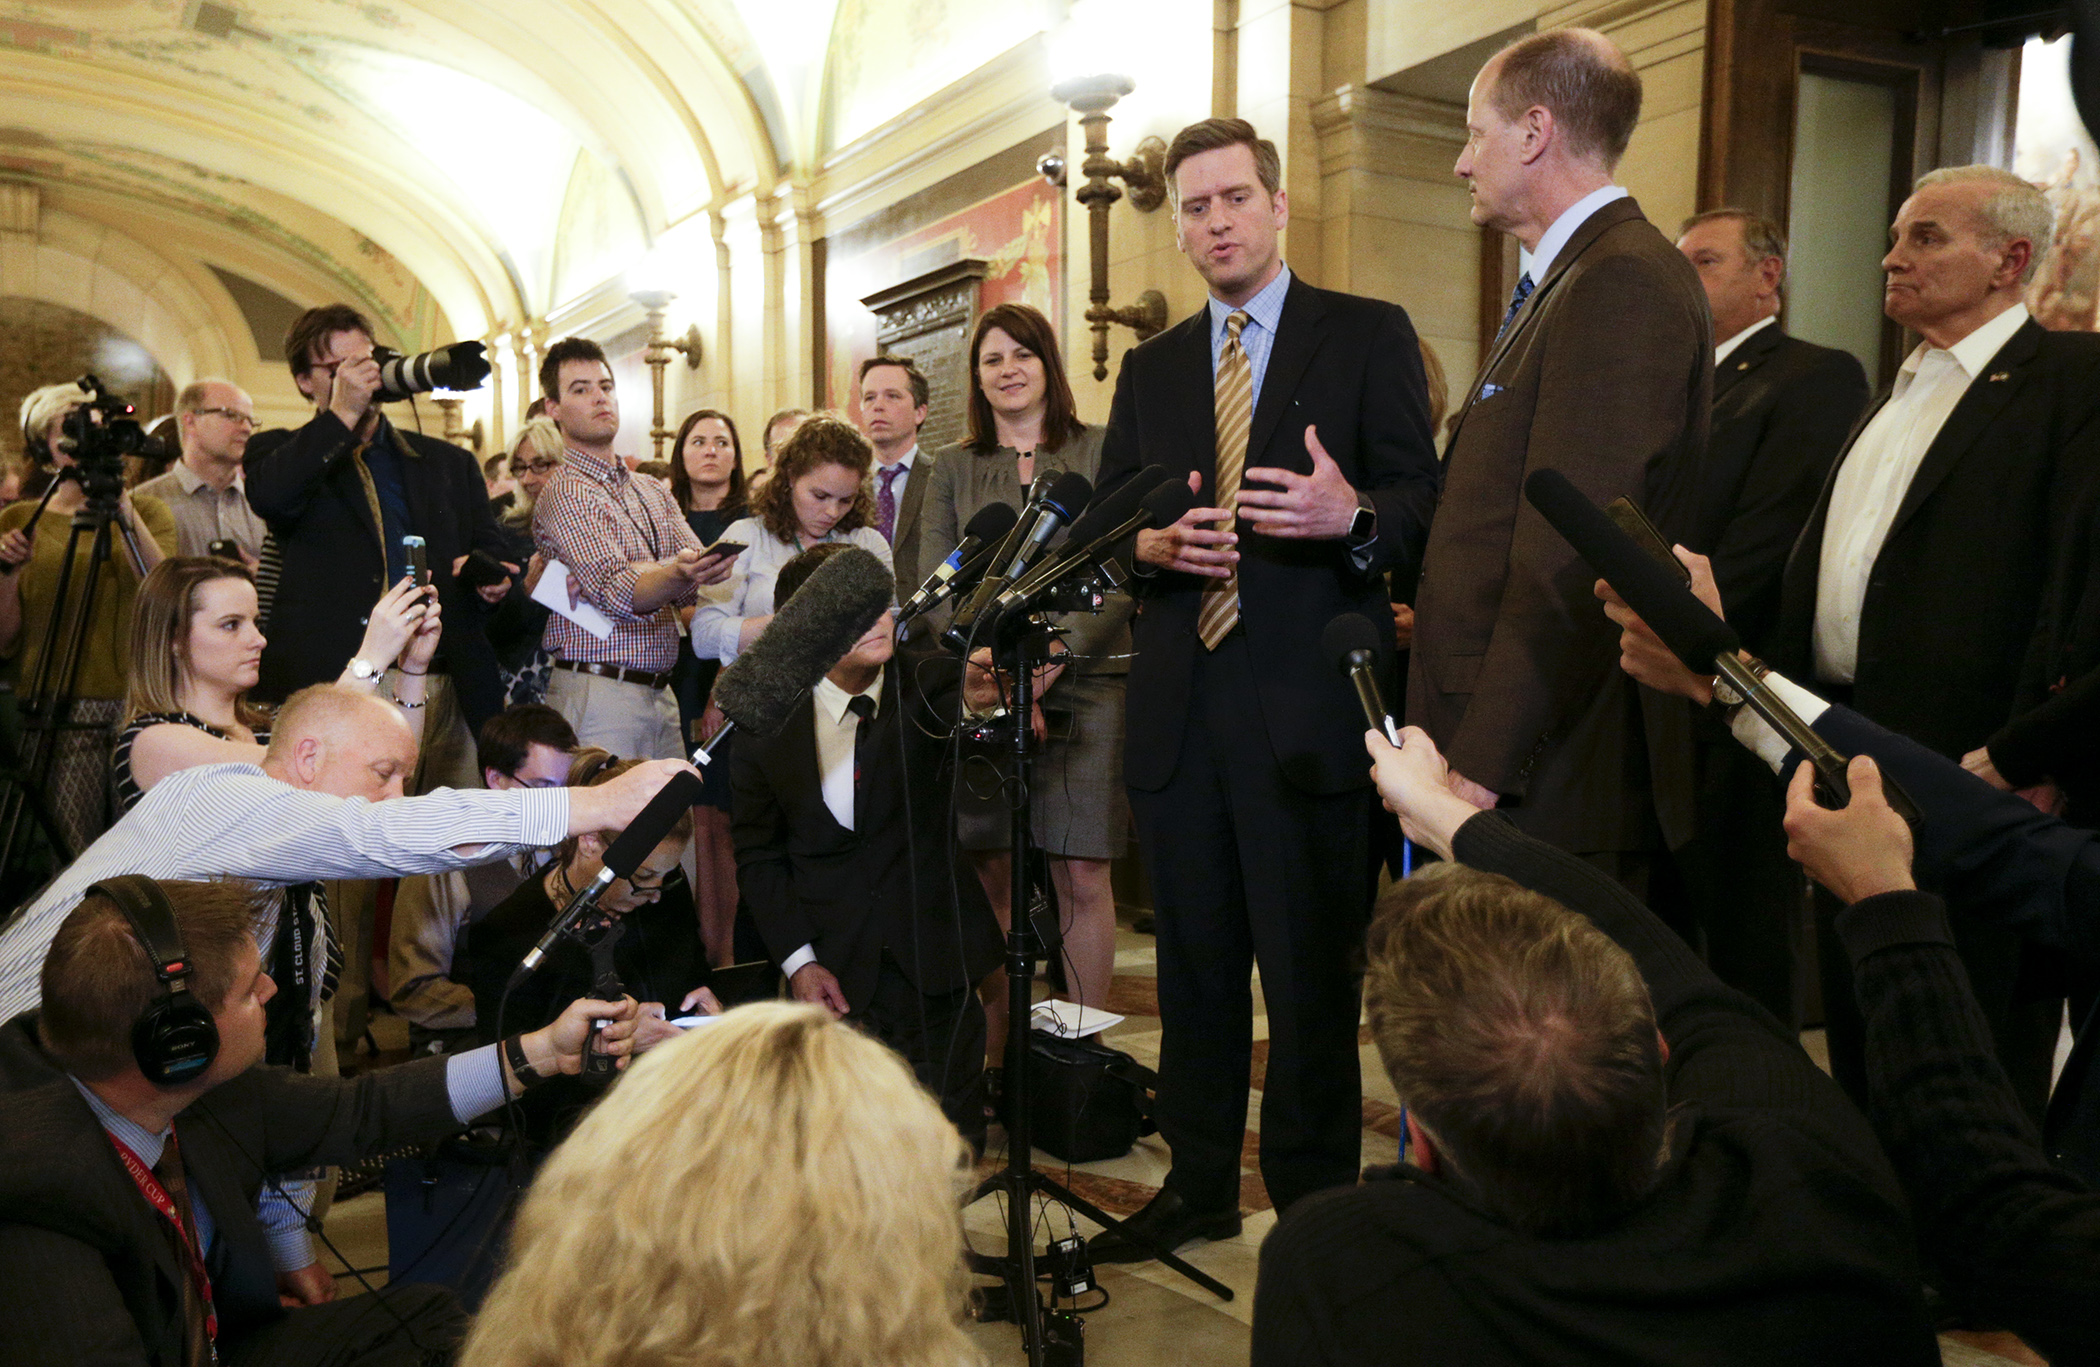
left=532, top=337, right=735, bottom=760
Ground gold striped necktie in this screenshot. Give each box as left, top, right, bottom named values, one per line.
left=1199, top=309, right=1253, bottom=650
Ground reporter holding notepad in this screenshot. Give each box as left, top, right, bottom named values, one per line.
left=531, top=337, right=733, bottom=760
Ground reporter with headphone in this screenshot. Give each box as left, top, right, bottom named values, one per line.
left=0, top=876, right=639, bottom=1366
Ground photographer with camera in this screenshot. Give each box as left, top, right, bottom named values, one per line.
left=0, top=381, right=176, bottom=852
left=245, top=304, right=509, bottom=796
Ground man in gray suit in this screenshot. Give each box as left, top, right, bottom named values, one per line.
left=857, top=355, right=936, bottom=593
left=1408, top=28, right=1711, bottom=900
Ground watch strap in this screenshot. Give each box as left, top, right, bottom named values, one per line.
left=503, top=1034, right=544, bottom=1087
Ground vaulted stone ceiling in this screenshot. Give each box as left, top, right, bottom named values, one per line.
left=0, top=0, right=797, bottom=379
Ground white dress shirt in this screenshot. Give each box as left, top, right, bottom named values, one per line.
left=1813, top=302, right=2030, bottom=683
left=1715, top=313, right=1778, bottom=366
left=779, top=672, right=885, bottom=980
left=1519, top=184, right=1630, bottom=282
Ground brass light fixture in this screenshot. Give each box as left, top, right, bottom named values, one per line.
left=1048, top=73, right=1169, bottom=380
left=629, top=288, right=703, bottom=461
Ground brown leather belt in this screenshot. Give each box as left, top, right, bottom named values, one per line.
left=552, top=659, right=673, bottom=690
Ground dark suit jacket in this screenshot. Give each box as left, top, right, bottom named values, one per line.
left=730, top=654, right=1000, bottom=1010
left=1771, top=318, right=2100, bottom=762
left=246, top=413, right=510, bottom=730
left=1703, top=324, right=1870, bottom=653
left=1095, top=274, right=1440, bottom=796
left=0, top=1013, right=461, bottom=1365
left=1409, top=197, right=1712, bottom=852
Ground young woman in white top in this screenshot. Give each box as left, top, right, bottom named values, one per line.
left=691, top=415, right=892, bottom=665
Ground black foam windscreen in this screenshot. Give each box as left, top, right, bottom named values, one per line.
left=1140, top=477, right=1198, bottom=527
left=1320, top=611, right=1384, bottom=669
left=963, top=500, right=1019, bottom=544
left=1063, top=465, right=1167, bottom=544
left=1522, top=469, right=1739, bottom=674
left=1041, top=469, right=1094, bottom=521
left=714, top=544, right=896, bottom=739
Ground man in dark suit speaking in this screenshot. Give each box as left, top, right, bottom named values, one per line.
left=1409, top=29, right=1710, bottom=903
left=1672, top=208, right=1869, bottom=1025
left=1091, top=117, right=1438, bottom=1259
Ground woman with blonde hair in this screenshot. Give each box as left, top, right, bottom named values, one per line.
left=113, top=556, right=439, bottom=808
left=460, top=1001, right=977, bottom=1367
left=489, top=417, right=564, bottom=702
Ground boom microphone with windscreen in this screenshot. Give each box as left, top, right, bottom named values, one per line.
left=511, top=545, right=896, bottom=986
left=1322, top=612, right=1401, bottom=746
left=1521, top=468, right=1915, bottom=818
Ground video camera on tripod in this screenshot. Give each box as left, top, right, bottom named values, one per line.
left=53, top=374, right=167, bottom=511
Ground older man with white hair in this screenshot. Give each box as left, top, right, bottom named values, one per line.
left=1765, top=163, right=2100, bottom=1124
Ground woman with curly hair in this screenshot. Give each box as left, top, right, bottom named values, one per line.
left=690, top=414, right=892, bottom=665
left=459, top=1001, right=977, bottom=1367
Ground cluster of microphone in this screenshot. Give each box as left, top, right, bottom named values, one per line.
left=514, top=456, right=1922, bottom=993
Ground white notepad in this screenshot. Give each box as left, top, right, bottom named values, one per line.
left=1029, top=999, right=1124, bottom=1039
left=531, top=560, right=615, bottom=640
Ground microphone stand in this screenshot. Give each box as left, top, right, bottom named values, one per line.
left=966, top=613, right=1232, bottom=1367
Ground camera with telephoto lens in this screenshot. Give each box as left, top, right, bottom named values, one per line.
left=371, top=341, right=492, bottom=401
left=57, top=374, right=165, bottom=506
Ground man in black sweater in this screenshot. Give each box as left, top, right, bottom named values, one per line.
left=1250, top=726, right=1937, bottom=1366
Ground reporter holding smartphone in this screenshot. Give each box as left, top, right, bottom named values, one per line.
left=245, top=303, right=513, bottom=794
left=531, top=339, right=736, bottom=761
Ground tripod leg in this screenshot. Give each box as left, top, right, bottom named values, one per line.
left=1027, top=1171, right=1235, bottom=1301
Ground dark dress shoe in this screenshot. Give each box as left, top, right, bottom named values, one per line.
left=1089, top=1188, right=1241, bottom=1263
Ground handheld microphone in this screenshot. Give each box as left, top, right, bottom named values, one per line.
left=992, top=471, right=1191, bottom=617
left=899, top=501, right=1019, bottom=621
left=510, top=546, right=896, bottom=987
left=1522, top=468, right=1917, bottom=819
left=948, top=470, right=1093, bottom=640
left=1323, top=612, right=1402, bottom=746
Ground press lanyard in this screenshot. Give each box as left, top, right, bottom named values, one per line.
left=107, top=1132, right=219, bottom=1355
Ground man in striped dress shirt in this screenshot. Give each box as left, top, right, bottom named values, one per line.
left=531, top=336, right=735, bottom=760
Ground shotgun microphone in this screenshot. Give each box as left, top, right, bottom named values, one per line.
left=1322, top=612, right=1402, bottom=746
left=991, top=471, right=1191, bottom=617
left=1521, top=468, right=1916, bottom=818
left=511, top=546, right=896, bottom=986
left=899, top=501, right=1019, bottom=621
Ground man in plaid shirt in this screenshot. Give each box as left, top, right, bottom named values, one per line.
left=533, top=337, right=734, bottom=759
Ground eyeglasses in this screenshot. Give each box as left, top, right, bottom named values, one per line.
left=508, top=458, right=560, bottom=476
left=195, top=408, right=256, bottom=428
left=626, top=866, right=671, bottom=891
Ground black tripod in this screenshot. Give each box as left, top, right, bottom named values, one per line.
left=0, top=461, right=147, bottom=905
left=964, top=618, right=1232, bottom=1367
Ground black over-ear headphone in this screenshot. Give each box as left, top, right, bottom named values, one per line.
left=91, top=876, right=220, bottom=1086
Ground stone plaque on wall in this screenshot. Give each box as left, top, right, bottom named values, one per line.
left=860, top=258, right=986, bottom=455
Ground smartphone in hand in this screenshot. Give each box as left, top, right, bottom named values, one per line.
left=402, top=534, right=430, bottom=590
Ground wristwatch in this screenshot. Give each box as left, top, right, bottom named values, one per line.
left=1709, top=655, right=1771, bottom=712
left=504, top=1034, right=546, bottom=1087
left=1345, top=495, right=1377, bottom=547
left=345, top=657, right=382, bottom=683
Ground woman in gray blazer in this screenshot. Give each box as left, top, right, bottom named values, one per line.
left=920, top=303, right=1133, bottom=1074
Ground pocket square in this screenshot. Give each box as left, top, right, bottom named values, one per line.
left=1478, top=382, right=1506, bottom=401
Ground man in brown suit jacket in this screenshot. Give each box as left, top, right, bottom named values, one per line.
left=1408, top=28, right=1711, bottom=894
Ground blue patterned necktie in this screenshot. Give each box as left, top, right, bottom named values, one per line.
left=1495, top=272, right=1535, bottom=344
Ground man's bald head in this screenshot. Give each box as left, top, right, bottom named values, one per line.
left=1484, top=28, right=1642, bottom=170
left=174, top=378, right=254, bottom=470
left=264, top=684, right=418, bottom=802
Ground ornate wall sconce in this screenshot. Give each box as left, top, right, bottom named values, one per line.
left=629, top=288, right=703, bottom=461
left=1047, top=73, right=1169, bottom=380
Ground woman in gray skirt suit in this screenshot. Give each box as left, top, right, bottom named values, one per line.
left=920, top=302, right=1134, bottom=1071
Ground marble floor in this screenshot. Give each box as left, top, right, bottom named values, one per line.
left=323, top=924, right=2041, bottom=1365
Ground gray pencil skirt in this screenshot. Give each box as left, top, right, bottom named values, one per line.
left=954, top=670, right=1130, bottom=860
